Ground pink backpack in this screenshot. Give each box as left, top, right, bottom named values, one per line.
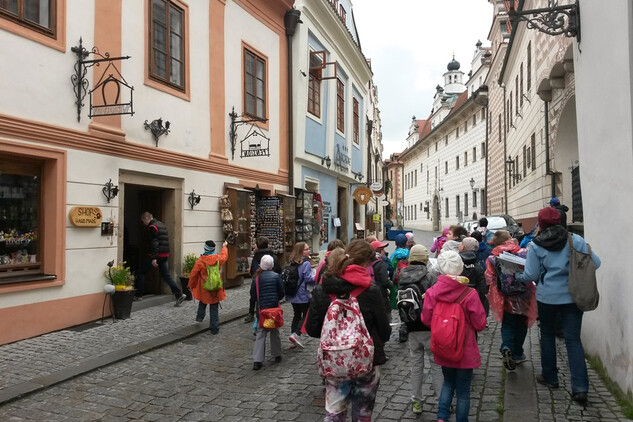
left=317, top=287, right=374, bottom=380
left=430, top=287, right=472, bottom=362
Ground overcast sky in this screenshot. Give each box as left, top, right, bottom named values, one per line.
left=352, top=0, right=493, bottom=159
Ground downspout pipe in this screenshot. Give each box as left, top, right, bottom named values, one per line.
left=484, top=103, right=489, bottom=215
left=284, top=9, right=302, bottom=195
left=502, top=84, right=508, bottom=214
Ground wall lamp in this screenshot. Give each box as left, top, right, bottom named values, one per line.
left=352, top=171, right=364, bottom=181
left=469, top=177, right=476, bottom=191
left=144, top=118, right=170, bottom=147
left=321, top=155, right=332, bottom=169
left=102, top=179, right=119, bottom=203
left=188, top=190, right=201, bottom=209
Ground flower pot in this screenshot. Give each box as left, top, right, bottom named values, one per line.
left=180, top=276, right=193, bottom=300
left=112, top=289, right=136, bottom=319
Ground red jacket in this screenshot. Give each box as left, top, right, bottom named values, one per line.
left=421, top=275, right=487, bottom=369
left=188, top=246, right=229, bottom=304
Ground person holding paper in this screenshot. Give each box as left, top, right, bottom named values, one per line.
left=515, top=207, right=600, bottom=405
left=484, top=230, right=537, bottom=372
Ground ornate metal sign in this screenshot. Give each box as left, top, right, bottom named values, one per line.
left=71, top=38, right=133, bottom=122
left=229, top=107, right=270, bottom=159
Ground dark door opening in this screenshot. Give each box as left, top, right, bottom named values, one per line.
left=123, top=184, right=166, bottom=296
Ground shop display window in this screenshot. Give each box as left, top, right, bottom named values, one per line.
left=0, top=159, right=41, bottom=278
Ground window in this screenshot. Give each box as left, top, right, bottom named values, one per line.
left=509, top=95, right=513, bottom=127
left=435, top=142, right=438, bottom=152
left=482, top=109, right=486, bottom=121
left=527, top=42, right=532, bottom=91
left=464, top=151, right=468, bottom=167
left=339, top=4, right=346, bottom=23
left=526, top=146, right=531, bottom=169
left=445, top=198, right=449, bottom=218
left=150, top=0, right=186, bottom=90
left=472, top=147, right=477, bottom=163
left=498, top=114, right=502, bottom=142
left=307, top=52, right=322, bottom=117
left=456, top=127, right=460, bottom=138
left=336, top=78, right=345, bottom=132
left=464, top=121, right=468, bottom=133
left=0, top=0, right=55, bottom=37
left=520, top=63, right=524, bottom=107
left=445, top=135, right=448, bottom=146
left=414, top=169, right=417, bottom=187
left=353, top=98, right=359, bottom=144
left=464, top=193, right=468, bottom=216
left=515, top=76, right=519, bottom=113
left=243, top=48, right=267, bottom=119
left=523, top=145, right=527, bottom=177
left=531, top=133, right=536, bottom=170
left=445, top=161, right=448, bottom=174
left=455, top=156, right=460, bottom=170
left=456, top=195, right=460, bottom=217
left=481, top=142, right=485, bottom=158
left=473, top=191, right=477, bottom=208
left=473, top=114, right=477, bottom=126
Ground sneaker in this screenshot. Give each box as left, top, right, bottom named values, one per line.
left=210, top=329, right=219, bottom=335
left=274, top=356, right=282, bottom=363
left=195, top=317, right=203, bottom=322
left=513, top=354, right=528, bottom=364
left=571, top=392, right=588, bottom=405
left=244, top=314, right=255, bottom=323
left=175, top=294, right=186, bottom=307
left=253, top=362, right=263, bottom=370
left=411, top=401, right=422, bottom=414
left=502, top=348, right=516, bottom=371
left=536, top=374, right=559, bottom=389
left=289, top=333, right=304, bottom=348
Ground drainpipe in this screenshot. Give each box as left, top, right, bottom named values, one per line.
left=484, top=103, right=489, bottom=215
left=502, top=83, right=508, bottom=214
left=543, top=100, right=555, bottom=198
left=284, top=9, right=302, bottom=195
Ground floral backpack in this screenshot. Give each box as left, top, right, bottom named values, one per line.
left=317, top=286, right=374, bottom=380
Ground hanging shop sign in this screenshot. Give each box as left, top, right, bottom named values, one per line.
left=228, top=107, right=270, bottom=159
left=369, top=182, right=383, bottom=192
left=69, top=206, right=103, bottom=227
left=333, top=144, right=351, bottom=170
left=71, top=38, right=133, bottom=122
left=352, top=187, right=373, bottom=205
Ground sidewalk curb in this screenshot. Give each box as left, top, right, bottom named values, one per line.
left=0, top=307, right=249, bottom=406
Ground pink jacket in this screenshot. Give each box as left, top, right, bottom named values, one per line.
left=421, top=275, right=487, bottom=369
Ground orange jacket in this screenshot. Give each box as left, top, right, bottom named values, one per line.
left=188, top=246, right=229, bottom=304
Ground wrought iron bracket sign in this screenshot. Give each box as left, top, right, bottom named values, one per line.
left=508, top=0, right=580, bottom=42
left=228, top=107, right=270, bottom=159
left=71, top=37, right=133, bottom=122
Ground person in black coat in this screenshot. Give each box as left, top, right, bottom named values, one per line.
left=459, top=237, right=490, bottom=316
left=370, top=240, right=393, bottom=321
left=245, top=236, right=282, bottom=323
left=305, top=240, right=391, bottom=421
left=250, top=255, right=285, bottom=370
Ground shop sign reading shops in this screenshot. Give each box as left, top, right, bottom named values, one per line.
left=69, top=207, right=103, bottom=227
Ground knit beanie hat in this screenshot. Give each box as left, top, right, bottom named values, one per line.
left=408, top=244, right=429, bottom=263
left=437, top=250, right=464, bottom=275
left=204, top=240, right=216, bottom=253
left=260, top=255, right=274, bottom=271
left=461, top=237, right=479, bottom=252
left=538, top=207, right=561, bottom=230
left=395, top=234, right=407, bottom=247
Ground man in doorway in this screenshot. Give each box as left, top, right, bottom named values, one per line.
left=136, top=212, right=186, bottom=306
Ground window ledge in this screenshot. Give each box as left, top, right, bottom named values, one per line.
left=0, top=274, right=57, bottom=286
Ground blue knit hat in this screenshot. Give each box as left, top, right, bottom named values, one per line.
left=204, top=240, right=216, bottom=253
left=395, top=234, right=407, bottom=247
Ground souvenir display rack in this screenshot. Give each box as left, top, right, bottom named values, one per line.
left=255, top=197, right=283, bottom=254
left=225, top=188, right=252, bottom=284
left=279, top=195, right=295, bottom=265
left=295, top=189, right=315, bottom=250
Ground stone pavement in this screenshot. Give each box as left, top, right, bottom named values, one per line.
left=0, top=235, right=629, bottom=421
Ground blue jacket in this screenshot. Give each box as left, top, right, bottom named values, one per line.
left=251, top=270, right=284, bottom=310
left=476, top=241, right=492, bottom=271
left=287, top=259, right=314, bottom=304
left=516, top=231, right=601, bottom=305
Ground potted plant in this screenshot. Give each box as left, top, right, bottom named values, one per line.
left=180, top=253, right=197, bottom=301
left=105, top=260, right=136, bottom=319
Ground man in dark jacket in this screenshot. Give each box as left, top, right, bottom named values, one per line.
left=245, top=237, right=282, bottom=322
left=549, top=197, right=569, bottom=228
left=136, top=212, right=186, bottom=306
left=459, top=237, right=489, bottom=316
left=395, top=244, right=438, bottom=413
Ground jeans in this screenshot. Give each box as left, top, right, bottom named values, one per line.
left=324, top=367, right=380, bottom=422
left=500, top=311, right=528, bottom=358
left=135, top=257, right=182, bottom=299
left=197, top=302, right=220, bottom=333
left=538, top=301, right=588, bottom=393
left=290, top=302, right=309, bottom=335
left=438, top=367, right=473, bottom=422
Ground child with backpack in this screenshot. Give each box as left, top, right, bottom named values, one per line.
left=421, top=251, right=486, bottom=422
left=305, top=240, right=392, bottom=421
left=396, top=244, right=438, bottom=414
left=284, top=242, right=314, bottom=348
left=188, top=240, right=229, bottom=334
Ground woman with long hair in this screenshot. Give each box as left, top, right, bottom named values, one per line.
left=286, top=242, right=314, bottom=348
left=306, top=240, right=392, bottom=421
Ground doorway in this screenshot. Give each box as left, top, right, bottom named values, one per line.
left=336, top=185, right=348, bottom=242
left=119, top=171, right=183, bottom=297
